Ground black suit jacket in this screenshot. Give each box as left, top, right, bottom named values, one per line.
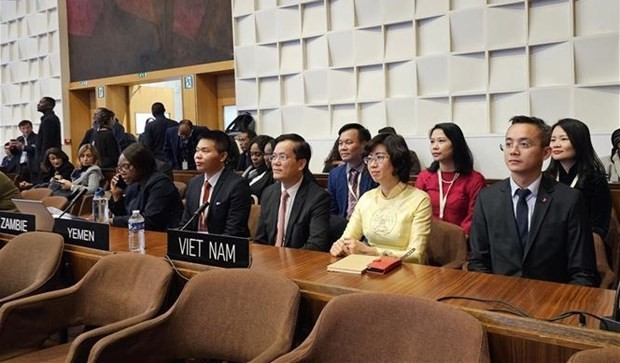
left=37, top=110, right=61, bottom=159
left=143, top=115, right=178, bottom=161
left=163, top=126, right=208, bottom=170
left=468, top=175, right=599, bottom=286
left=17, top=132, right=38, bottom=182
left=180, top=168, right=251, bottom=237
left=255, top=177, right=331, bottom=251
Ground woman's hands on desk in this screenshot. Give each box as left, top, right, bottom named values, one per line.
left=330, top=239, right=377, bottom=257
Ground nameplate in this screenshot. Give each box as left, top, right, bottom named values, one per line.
left=53, top=219, right=109, bottom=251
left=167, top=229, right=250, bottom=268
left=0, top=212, right=35, bottom=235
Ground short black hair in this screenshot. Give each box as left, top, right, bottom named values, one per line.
left=122, top=143, right=156, bottom=180
left=179, top=119, right=193, bottom=128
left=18, top=120, right=32, bottom=128
left=200, top=130, right=231, bottom=155
left=151, top=102, right=166, bottom=116
left=274, top=133, right=312, bottom=170
left=42, top=96, right=56, bottom=109
left=509, top=115, right=550, bottom=147
left=252, top=135, right=275, bottom=153
left=338, top=123, right=371, bottom=143
left=378, top=126, right=397, bottom=135
left=365, top=133, right=411, bottom=183
left=427, top=123, right=474, bottom=174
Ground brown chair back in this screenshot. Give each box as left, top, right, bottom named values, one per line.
left=249, top=204, right=261, bottom=240
left=174, top=181, right=187, bottom=199
left=568, top=347, right=620, bottom=362
left=427, top=219, right=468, bottom=268
left=0, top=232, right=64, bottom=304
left=607, top=208, right=620, bottom=288
left=273, top=293, right=490, bottom=363
left=89, top=269, right=300, bottom=363
left=42, top=196, right=68, bottom=210
left=20, top=188, right=52, bottom=200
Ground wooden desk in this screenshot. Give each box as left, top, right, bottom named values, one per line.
left=55, top=227, right=620, bottom=363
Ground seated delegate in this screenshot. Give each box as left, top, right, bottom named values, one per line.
left=330, top=132, right=432, bottom=263
left=109, top=143, right=183, bottom=231
left=53, top=144, right=104, bottom=200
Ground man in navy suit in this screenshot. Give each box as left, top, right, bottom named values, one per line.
left=327, top=123, right=377, bottom=219
left=14, top=120, right=38, bottom=182
left=179, top=130, right=251, bottom=237
left=468, top=116, right=599, bottom=286
left=143, top=102, right=178, bottom=162
left=255, top=134, right=331, bottom=251
left=163, top=119, right=208, bottom=170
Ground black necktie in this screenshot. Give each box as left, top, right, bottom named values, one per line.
left=515, top=188, right=531, bottom=247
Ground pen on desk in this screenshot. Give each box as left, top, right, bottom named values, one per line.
left=398, top=247, right=416, bottom=261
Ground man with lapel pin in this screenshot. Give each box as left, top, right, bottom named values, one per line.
left=468, top=116, right=599, bottom=286
left=255, top=133, right=331, bottom=251
left=179, top=130, right=251, bottom=237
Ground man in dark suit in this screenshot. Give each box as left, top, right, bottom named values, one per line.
left=327, top=123, right=377, bottom=219
left=255, top=134, right=331, bottom=251
left=179, top=130, right=251, bottom=237
left=164, top=119, right=208, bottom=170
left=235, top=129, right=256, bottom=172
left=14, top=120, right=37, bottom=182
left=143, top=102, right=178, bottom=162
left=468, top=116, right=599, bottom=286
left=36, top=96, right=61, bottom=165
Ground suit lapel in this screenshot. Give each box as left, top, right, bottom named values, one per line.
left=523, top=178, right=553, bottom=259
left=207, top=169, right=228, bottom=219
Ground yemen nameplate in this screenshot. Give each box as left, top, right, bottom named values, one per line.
left=53, top=219, right=109, bottom=251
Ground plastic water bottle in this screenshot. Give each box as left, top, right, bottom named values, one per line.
left=92, top=187, right=108, bottom=223
left=128, top=210, right=145, bottom=253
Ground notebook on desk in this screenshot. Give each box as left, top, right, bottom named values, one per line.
left=326, top=254, right=378, bottom=274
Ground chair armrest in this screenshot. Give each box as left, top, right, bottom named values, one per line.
left=69, top=308, right=167, bottom=363
left=0, top=286, right=79, bottom=360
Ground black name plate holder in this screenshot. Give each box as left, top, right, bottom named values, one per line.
left=0, top=211, right=35, bottom=235
left=53, top=219, right=110, bottom=251
left=167, top=229, right=250, bottom=268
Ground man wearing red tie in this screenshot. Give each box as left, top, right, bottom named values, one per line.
left=179, top=130, right=251, bottom=237
left=255, top=134, right=331, bottom=251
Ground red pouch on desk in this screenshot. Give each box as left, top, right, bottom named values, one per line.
left=366, top=257, right=402, bottom=274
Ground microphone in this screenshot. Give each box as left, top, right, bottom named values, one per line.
left=180, top=201, right=209, bottom=231
left=56, top=188, right=87, bottom=220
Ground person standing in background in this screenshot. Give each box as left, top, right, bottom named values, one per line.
left=142, top=102, right=178, bottom=162
left=14, top=120, right=38, bottom=183
left=36, top=97, right=62, bottom=170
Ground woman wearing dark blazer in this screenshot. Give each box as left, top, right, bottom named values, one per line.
left=246, top=135, right=275, bottom=202
left=92, top=107, right=121, bottom=169
left=109, top=143, right=183, bottom=231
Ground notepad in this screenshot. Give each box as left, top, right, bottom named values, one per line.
left=327, top=254, right=378, bottom=274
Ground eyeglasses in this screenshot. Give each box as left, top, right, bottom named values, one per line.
left=250, top=151, right=263, bottom=157
left=500, top=141, right=535, bottom=152
left=363, top=154, right=389, bottom=165
left=116, top=163, right=132, bottom=172
left=268, top=153, right=292, bottom=162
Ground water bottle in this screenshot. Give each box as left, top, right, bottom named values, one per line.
left=128, top=210, right=145, bottom=253
left=92, top=187, right=109, bottom=223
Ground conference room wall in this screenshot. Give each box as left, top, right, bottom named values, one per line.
left=233, top=0, right=620, bottom=177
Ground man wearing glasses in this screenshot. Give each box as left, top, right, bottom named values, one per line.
left=235, top=129, right=256, bottom=172
left=468, top=116, right=599, bottom=286
left=254, top=134, right=331, bottom=251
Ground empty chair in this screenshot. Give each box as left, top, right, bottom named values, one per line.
left=0, top=232, right=64, bottom=305
left=0, top=253, right=174, bottom=362
left=273, top=293, right=490, bottom=363
left=41, top=196, right=68, bottom=210
left=568, top=347, right=620, bottom=362
left=173, top=181, right=187, bottom=200
left=88, top=269, right=300, bottom=363
left=20, top=188, right=52, bottom=200
left=427, top=219, right=468, bottom=269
